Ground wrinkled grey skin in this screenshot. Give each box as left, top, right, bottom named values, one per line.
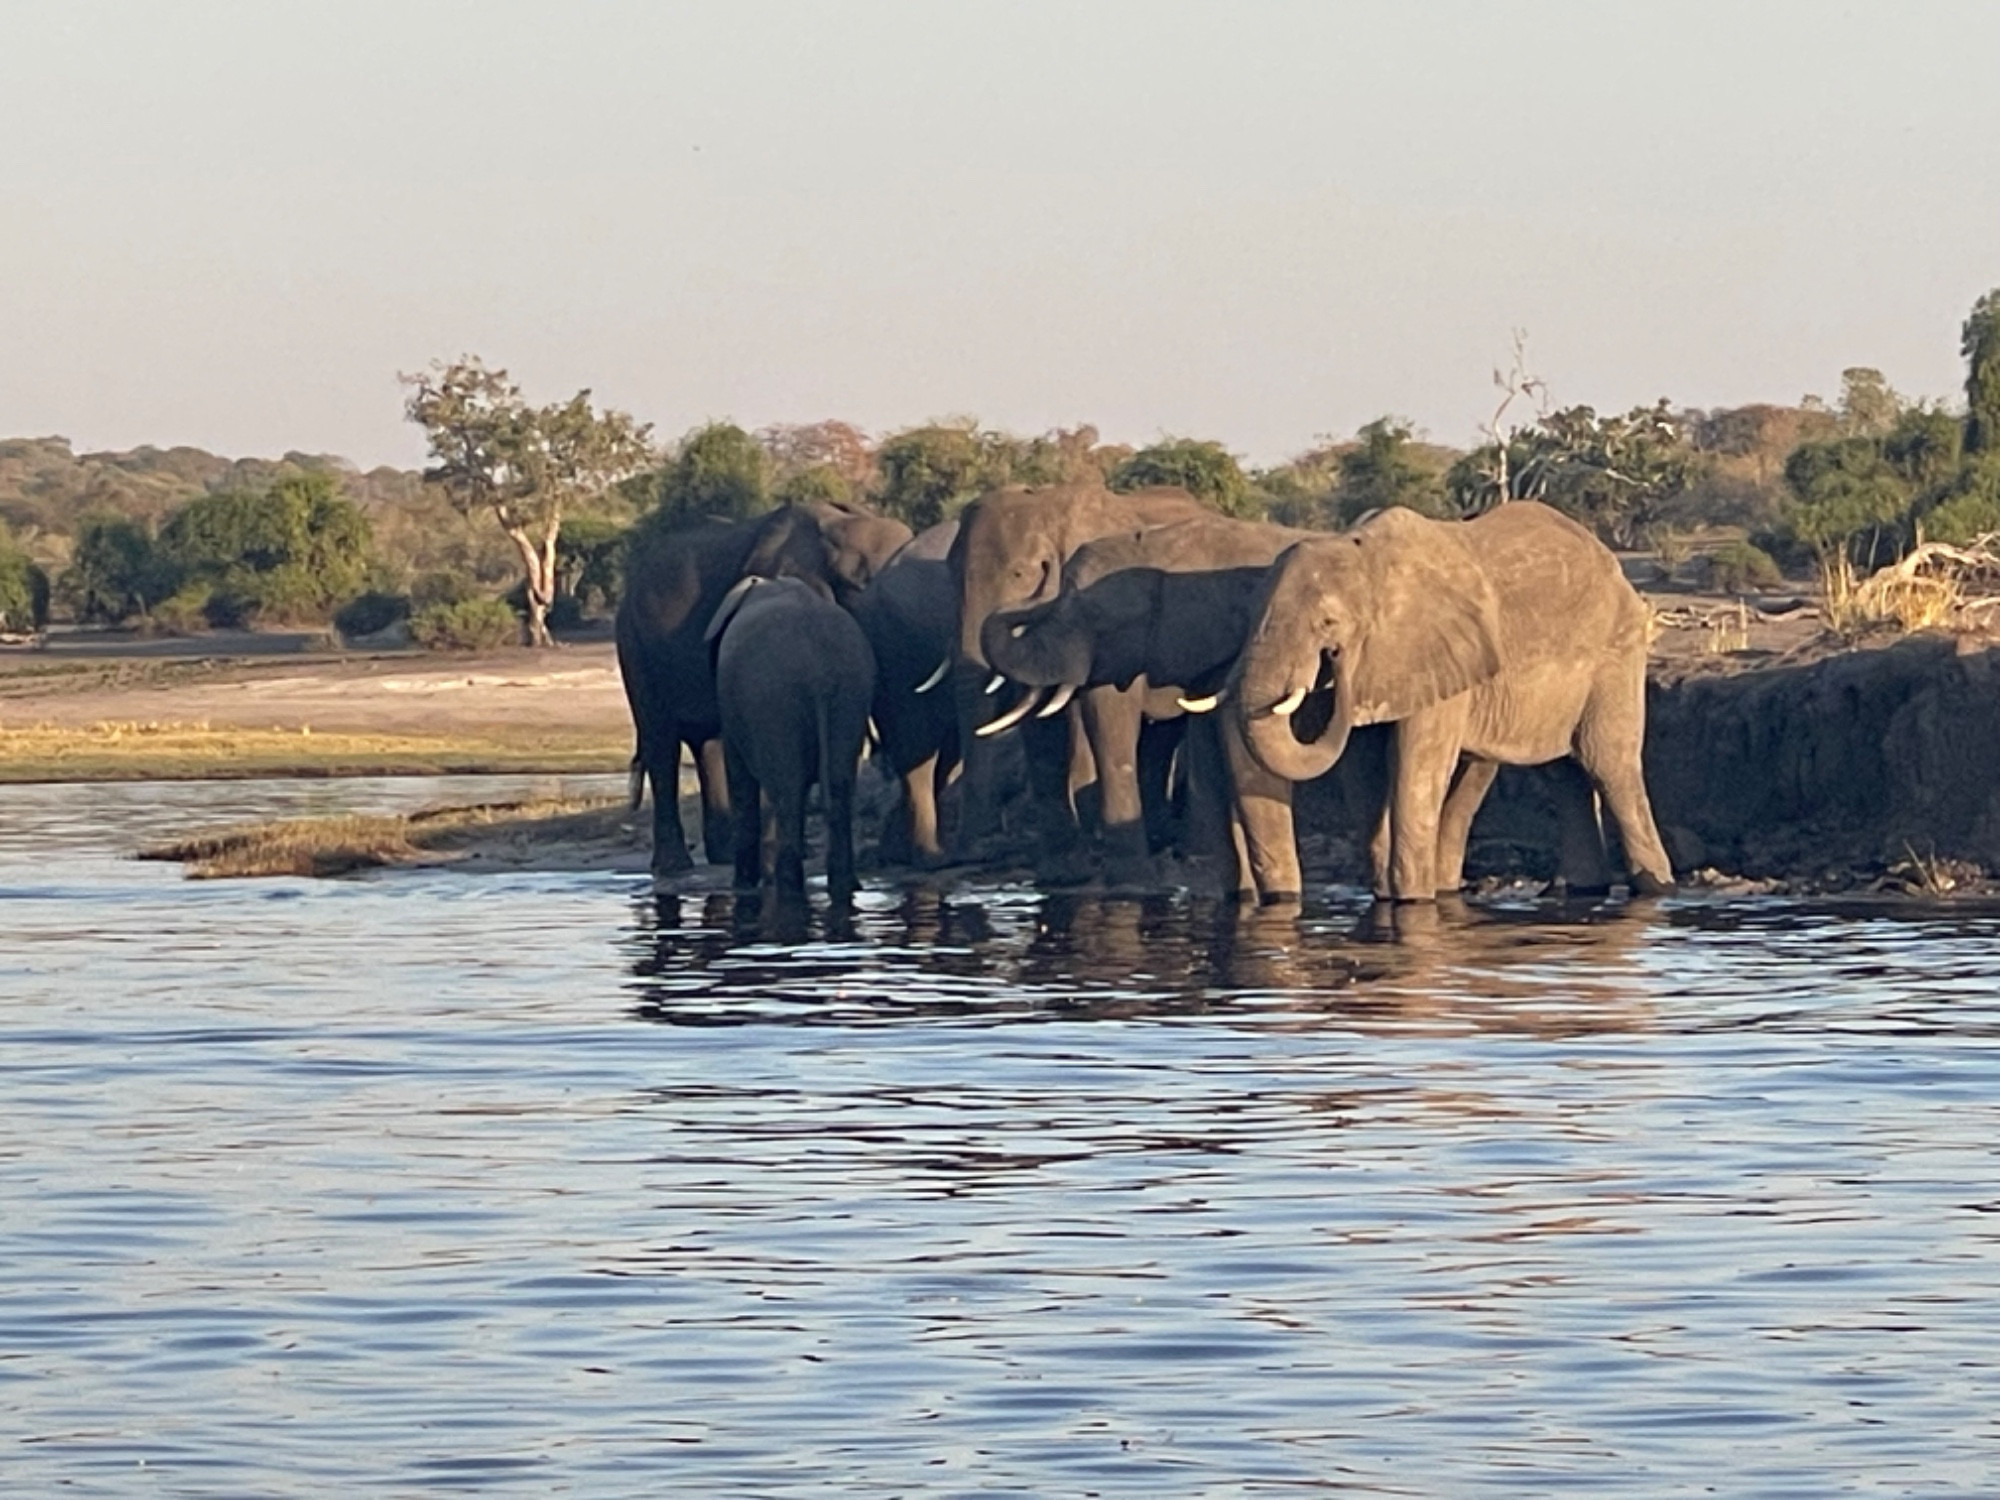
left=617, top=503, right=910, bottom=883
left=983, top=515, right=1315, bottom=901
left=845, top=519, right=961, bottom=865
left=947, top=482, right=1210, bottom=874
left=708, top=576, right=877, bottom=902
left=1232, top=502, right=1675, bottom=901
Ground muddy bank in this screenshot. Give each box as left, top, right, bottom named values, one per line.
left=1420, top=633, right=2000, bottom=890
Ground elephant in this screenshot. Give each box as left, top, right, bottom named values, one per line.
left=981, top=514, right=1315, bottom=902
left=945, top=481, right=1210, bottom=878
left=844, top=519, right=961, bottom=866
left=1228, top=502, right=1675, bottom=902
left=706, top=575, right=876, bottom=901
left=617, top=501, right=910, bottom=883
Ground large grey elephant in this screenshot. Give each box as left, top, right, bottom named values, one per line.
left=617, top=501, right=910, bottom=883
left=947, top=482, right=1210, bottom=877
left=1229, top=502, right=1675, bottom=901
left=844, top=519, right=960, bottom=866
left=981, top=514, right=1315, bottom=901
left=706, top=575, right=876, bottom=901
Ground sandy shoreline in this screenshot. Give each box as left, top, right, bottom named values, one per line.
left=0, top=638, right=634, bottom=780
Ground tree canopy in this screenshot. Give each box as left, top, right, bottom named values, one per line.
left=404, top=356, right=653, bottom=645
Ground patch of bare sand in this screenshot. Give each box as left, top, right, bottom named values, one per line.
left=0, top=642, right=632, bottom=740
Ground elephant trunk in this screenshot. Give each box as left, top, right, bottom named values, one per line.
left=1236, top=645, right=1352, bottom=783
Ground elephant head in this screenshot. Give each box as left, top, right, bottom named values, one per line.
left=982, top=566, right=1156, bottom=692
left=1232, top=509, right=1504, bottom=783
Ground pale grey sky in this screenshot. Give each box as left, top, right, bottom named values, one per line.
left=3, top=0, right=1997, bottom=468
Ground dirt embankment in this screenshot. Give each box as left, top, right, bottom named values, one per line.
left=1645, top=634, right=2000, bottom=882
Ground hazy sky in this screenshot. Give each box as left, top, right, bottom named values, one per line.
left=4, top=0, right=1998, bottom=468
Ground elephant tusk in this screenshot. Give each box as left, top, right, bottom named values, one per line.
left=913, top=658, right=951, bottom=694
left=1263, top=686, right=1308, bottom=718
left=1034, top=682, right=1078, bottom=719
left=985, top=672, right=1008, bottom=695
left=975, top=686, right=1047, bottom=738
left=1177, top=691, right=1224, bottom=715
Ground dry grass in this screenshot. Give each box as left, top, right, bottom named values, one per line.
left=0, top=720, right=628, bottom=782
left=1820, top=535, right=2000, bottom=637
left=140, top=794, right=629, bottom=878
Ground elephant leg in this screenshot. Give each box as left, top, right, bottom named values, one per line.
left=1180, top=716, right=1236, bottom=889
left=903, top=751, right=944, bottom=865
left=824, top=749, right=859, bottom=905
left=1081, top=682, right=1148, bottom=869
left=1221, top=711, right=1301, bottom=904
left=1542, top=758, right=1614, bottom=893
left=950, top=666, right=1006, bottom=857
left=647, top=740, right=694, bottom=877
left=1137, top=715, right=1185, bottom=856
left=1024, top=711, right=1088, bottom=884
left=1434, top=757, right=1500, bottom=893
left=724, top=741, right=763, bottom=893
left=694, top=737, right=733, bottom=866
left=1574, top=685, right=1676, bottom=895
left=1386, top=706, right=1466, bottom=901
left=769, top=777, right=808, bottom=898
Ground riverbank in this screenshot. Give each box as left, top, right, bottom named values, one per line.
left=0, top=639, right=632, bottom=780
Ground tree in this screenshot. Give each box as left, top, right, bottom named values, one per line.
left=403, top=357, right=654, bottom=646
left=1837, top=366, right=1903, bottom=437
left=1779, top=436, right=1912, bottom=568
left=1963, top=289, right=2000, bottom=454
left=1110, top=438, right=1256, bottom=517
left=0, top=523, right=48, bottom=633
left=658, top=422, right=770, bottom=523
left=875, top=422, right=1000, bottom=530
left=758, top=420, right=875, bottom=506
left=1328, top=418, right=1452, bottom=525
left=156, top=471, right=374, bottom=624
left=1449, top=401, right=1695, bottom=546
left=59, top=513, right=166, bottom=622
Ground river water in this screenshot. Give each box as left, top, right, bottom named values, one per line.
left=3, top=776, right=1998, bottom=1496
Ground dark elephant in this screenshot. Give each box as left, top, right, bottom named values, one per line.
left=982, top=514, right=1314, bottom=901
left=945, top=482, right=1209, bottom=877
left=706, top=575, right=876, bottom=902
left=617, top=502, right=910, bottom=883
left=1230, top=503, right=1675, bottom=901
left=845, top=519, right=961, bottom=866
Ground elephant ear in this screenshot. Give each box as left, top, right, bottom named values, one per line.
left=703, top=575, right=763, bottom=646
left=1339, top=511, right=1504, bottom=724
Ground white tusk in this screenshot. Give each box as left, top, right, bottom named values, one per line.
left=913, top=658, right=951, bottom=694
left=975, top=686, right=1046, bottom=738
left=1034, top=682, right=1078, bottom=718
left=1177, top=691, right=1223, bottom=715
left=1008, top=622, right=1028, bottom=639
left=985, top=672, right=1008, bottom=695
left=1264, top=686, right=1308, bottom=718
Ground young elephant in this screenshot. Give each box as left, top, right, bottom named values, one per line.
left=1231, top=502, right=1675, bottom=901
left=706, top=576, right=876, bottom=901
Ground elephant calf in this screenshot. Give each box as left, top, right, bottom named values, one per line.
left=707, top=577, right=876, bottom=901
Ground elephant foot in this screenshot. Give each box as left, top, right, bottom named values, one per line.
left=1630, top=871, right=1676, bottom=898
left=1257, top=889, right=1303, bottom=908
left=1556, top=880, right=1613, bottom=900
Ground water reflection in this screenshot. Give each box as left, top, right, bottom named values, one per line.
left=624, top=884, right=1662, bottom=1037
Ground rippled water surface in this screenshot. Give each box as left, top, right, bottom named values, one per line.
left=5, top=777, right=2000, bottom=1496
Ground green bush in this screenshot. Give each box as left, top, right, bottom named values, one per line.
left=410, top=597, right=518, bottom=651
left=333, top=590, right=412, bottom=638
left=1705, top=539, right=1784, bottom=593
left=410, top=569, right=479, bottom=610
left=0, top=537, right=48, bottom=632
left=152, top=584, right=216, bottom=635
